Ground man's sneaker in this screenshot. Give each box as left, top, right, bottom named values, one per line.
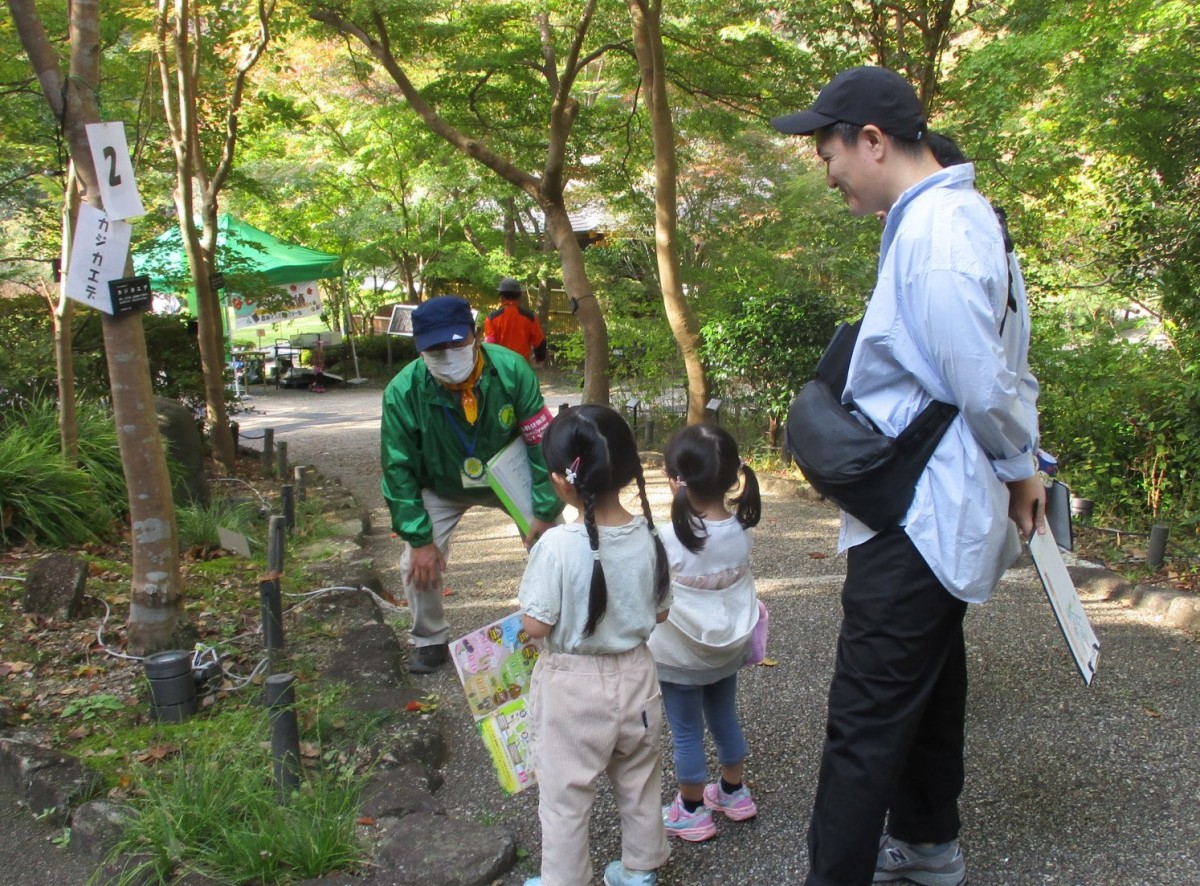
left=874, top=834, right=967, bottom=886
left=662, top=792, right=717, bottom=841
left=407, top=643, right=449, bottom=674
left=703, top=781, right=758, bottom=821
left=603, top=860, right=658, bottom=886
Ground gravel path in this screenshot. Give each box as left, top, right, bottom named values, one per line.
left=235, top=379, right=1200, bottom=886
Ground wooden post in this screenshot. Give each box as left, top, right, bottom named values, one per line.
left=261, top=428, right=275, bottom=477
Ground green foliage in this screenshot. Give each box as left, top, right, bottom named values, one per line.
left=1033, top=310, right=1200, bottom=525
left=702, top=290, right=846, bottom=423
left=0, top=293, right=206, bottom=411
left=60, top=694, right=125, bottom=721
left=0, top=293, right=63, bottom=408
left=107, top=710, right=366, bottom=885
left=0, top=400, right=121, bottom=547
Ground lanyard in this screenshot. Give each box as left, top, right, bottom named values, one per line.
left=437, top=389, right=480, bottom=459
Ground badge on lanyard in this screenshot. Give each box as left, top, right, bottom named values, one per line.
left=463, top=456, right=485, bottom=480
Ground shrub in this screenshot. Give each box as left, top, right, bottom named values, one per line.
left=0, top=396, right=132, bottom=546
left=1033, top=311, right=1200, bottom=525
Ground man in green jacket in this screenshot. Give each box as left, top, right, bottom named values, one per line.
left=381, top=296, right=565, bottom=673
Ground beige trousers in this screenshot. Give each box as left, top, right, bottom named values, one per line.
left=400, top=488, right=501, bottom=646
left=529, top=644, right=670, bottom=886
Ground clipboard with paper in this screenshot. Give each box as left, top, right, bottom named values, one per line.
left=1028, top=523, right=1100, bottom=685
left=486, top=436, right=535, bottom=535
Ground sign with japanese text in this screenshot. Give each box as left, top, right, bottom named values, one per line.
left=108, top=275, right=153, bottom=316
left=85, top=122, right=145, bottom=220
left=64, top=203, right=133, bottom=314
left=228, top=280, right=322, bottom=329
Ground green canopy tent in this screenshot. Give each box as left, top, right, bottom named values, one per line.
left=135, top=214, right=348, bottom=387
left=134, top=213, right=343, bottom=321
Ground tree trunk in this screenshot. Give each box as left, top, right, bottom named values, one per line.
left=156, top=0, right=270, bottom=470
left=544, top=203, right=609, bottom=404
left=195, top=205, right=236, bottom=467
left=627, top=0, right=710, bottom=424
left=10, top=0, right=184, bottom=654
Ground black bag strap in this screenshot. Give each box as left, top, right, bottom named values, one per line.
left=813, top=318, right=861, bottom=396
left=995, top=206, right=1018, bottom=337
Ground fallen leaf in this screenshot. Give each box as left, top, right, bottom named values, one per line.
left=356, top=816, right=377, bottom=826
left=144, top=743, right=179, bottom=761
left=67, top=726, right=89, bottom=740
left=808, top=552, right=828, bottom=559
left=442, top=587, right=454, bottom=597
left=299, top=741, right=320, bottom=758
left=758, top=657, right=780, bottom=667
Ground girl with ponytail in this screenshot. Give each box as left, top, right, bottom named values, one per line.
left=519, top=405, right=671, bottom=886
left=650, top=423, right=764, bottom=842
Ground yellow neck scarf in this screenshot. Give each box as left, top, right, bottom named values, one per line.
left=444, top=348, right=485, bottom=424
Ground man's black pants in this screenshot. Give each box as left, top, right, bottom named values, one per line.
left=804, top=525, right=969, bottom=886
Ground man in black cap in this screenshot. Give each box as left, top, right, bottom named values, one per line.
left=484, top=277, right=548, bottom=366
left=772, top=67, right=1044, bottom=886
left=381, top=296, right=565, bottom=673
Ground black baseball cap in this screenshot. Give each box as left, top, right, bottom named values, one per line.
left=771, top=66, right=927, bottom=141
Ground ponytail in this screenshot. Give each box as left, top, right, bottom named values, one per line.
left=670, top=482, right=708, bottom=554
left=733, top=462, right=762, bottom=529
left=635, top=468, right=671, bottom=604
left=580, top=487, right=608, bottom=638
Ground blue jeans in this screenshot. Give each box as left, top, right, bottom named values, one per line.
left=660, top=674, right=747, bottom=785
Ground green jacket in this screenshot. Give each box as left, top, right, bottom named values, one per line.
left=380, top=343, right=565, bottom=546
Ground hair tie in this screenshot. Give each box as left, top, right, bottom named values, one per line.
left=593, top=549, right=601, bottom=561
left=565, top=456, right=581, bottom=485
left=649, top=525, right=659, bottom=538
left=674, top=477, right=687, bottom=487
left=740, top=459, right=748, bottom=469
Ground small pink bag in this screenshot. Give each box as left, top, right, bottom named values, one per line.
left=745, top=600, right=769, bottom=666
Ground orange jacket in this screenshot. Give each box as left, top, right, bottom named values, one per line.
left=483, top=301, right=547, bottom=362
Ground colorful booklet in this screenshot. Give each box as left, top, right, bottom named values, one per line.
left=486, top=436, right=535, bottom=536
left=450, top=612, right=539, bottom=794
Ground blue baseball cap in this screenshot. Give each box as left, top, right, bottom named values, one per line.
left=411, top=296, right=476, bottom=352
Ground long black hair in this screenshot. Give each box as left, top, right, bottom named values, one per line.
left=664, top=423, right=761, bottom=554
left=540, top=405, right=670, bottom=637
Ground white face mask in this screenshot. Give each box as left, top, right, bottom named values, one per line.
left=423, top=343, right=476, bottom=384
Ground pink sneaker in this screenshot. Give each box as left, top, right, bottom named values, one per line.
left=703, top=782, right=758, bottom=821
left=662, top=793, right=717, bottom=841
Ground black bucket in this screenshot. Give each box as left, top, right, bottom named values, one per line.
left=144, top=650, right=197, bottom=723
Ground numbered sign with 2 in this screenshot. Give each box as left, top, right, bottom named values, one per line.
left=85, top=122, right=145, bottom=221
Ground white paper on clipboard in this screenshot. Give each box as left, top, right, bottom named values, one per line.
left=1028, top=525, right=1100, bottom=685
left=486, top=436, right=534, bottom=536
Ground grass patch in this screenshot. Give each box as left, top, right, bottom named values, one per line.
left=176, top=497, right=262, bottom=551
left=104, top=707, right=368, bottom=885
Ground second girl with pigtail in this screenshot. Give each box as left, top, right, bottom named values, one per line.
left=518, top=404, right=672, bottom=886
left=649, top=423, right=764, bottom=842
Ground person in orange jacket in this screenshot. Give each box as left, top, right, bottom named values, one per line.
left=484, top=277, right=548, bottom=366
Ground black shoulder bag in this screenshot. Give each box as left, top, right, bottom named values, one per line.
left=784, top=319, right=958, bottom=532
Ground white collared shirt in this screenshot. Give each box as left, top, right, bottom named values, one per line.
left=839, top=163, right=1040, bottom=602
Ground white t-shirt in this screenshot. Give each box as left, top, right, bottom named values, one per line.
left=519, top=517, right=670, bottom=655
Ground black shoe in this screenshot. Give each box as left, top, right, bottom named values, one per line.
left=408, top=643, right=449, bottom=674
